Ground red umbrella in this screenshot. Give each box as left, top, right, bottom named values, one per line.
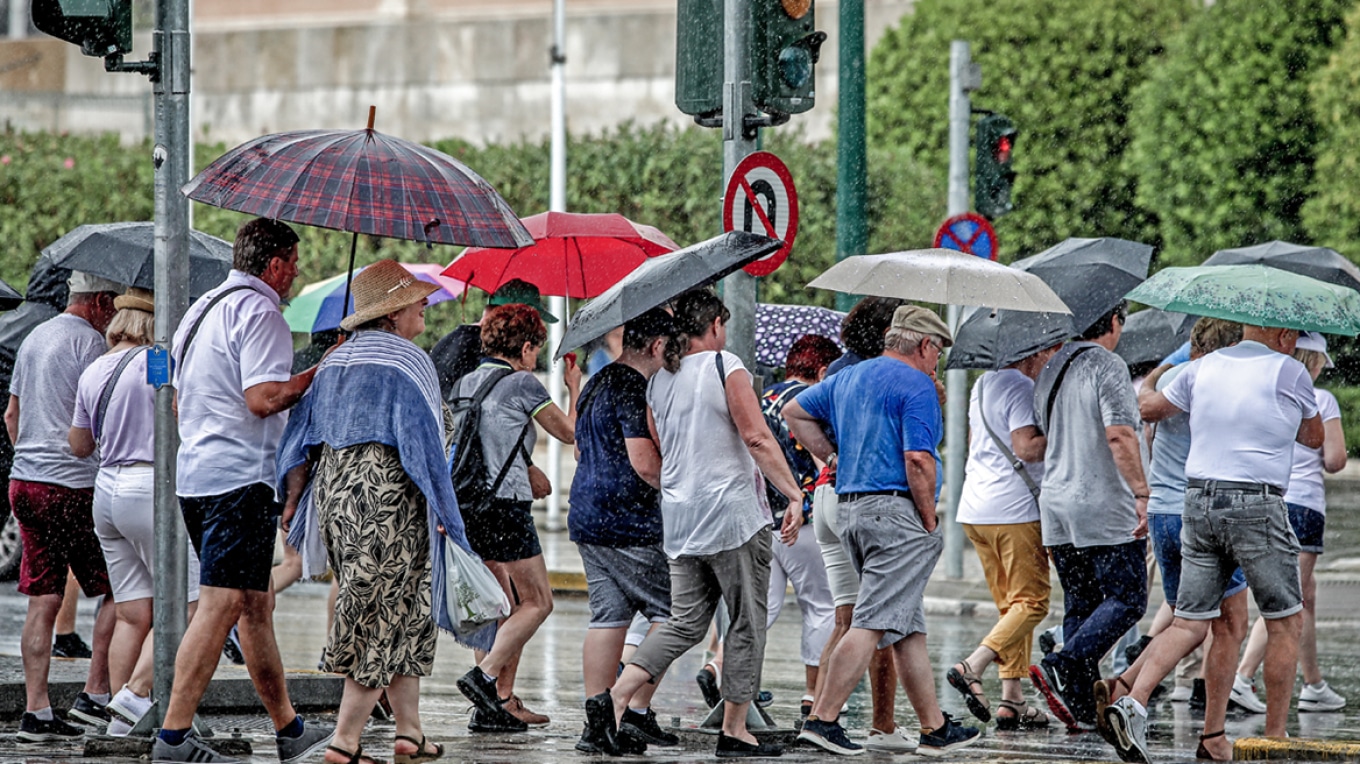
left=443, top=211, right=679, bottom=299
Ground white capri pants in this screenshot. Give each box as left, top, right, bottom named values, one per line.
left=811, top=483, right=859, bottom=607
left=767, top=520, right=836, bottom=666
left=92, top=464, right=200, bottom=604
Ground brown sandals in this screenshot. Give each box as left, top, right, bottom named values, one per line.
left=1093, top=675, right=1133, bottom=743
left=946, top=660, right=992, bottom=723
left=327, top=745, right=387, bottom=764
left=995, top=699, right=1049, bottom=730
left=393, top=735, right=444, bottom=764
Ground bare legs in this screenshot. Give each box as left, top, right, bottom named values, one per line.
left=479, top=556, right=553, bottom=696
left=812, top=604, right=896, bottom=732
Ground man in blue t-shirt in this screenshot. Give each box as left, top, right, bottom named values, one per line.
left=569, top=308, right=682, bottom=756
left=785, top=306, right=980, bottom=757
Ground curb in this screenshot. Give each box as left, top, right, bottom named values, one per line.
left=1235, top=737, right=1360, bottom=760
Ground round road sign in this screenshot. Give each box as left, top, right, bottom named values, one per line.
left=934, top=212, right=997, bottom=261
left=722, top=151, right=799, bottom=277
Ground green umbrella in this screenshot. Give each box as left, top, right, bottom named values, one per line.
left=1126, top=264, right=1360, bottom=336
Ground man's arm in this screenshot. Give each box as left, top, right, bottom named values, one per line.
left=1106, top=424, right=1149, bottom=538
left=69, top=427, right=96, bottom=459
left=1009, top=425, right=1046, bottom=463
left=243, top=366, right=318, bottom=419
left=1296, top=413, right=1325, bottom=450
left=783, top=399, right=835, bottom=464
left=4, top=395, right=17, bottom=445
left=1139, top=390, right=1183, bottom=423
left=904, top=450, right=938, bottom=532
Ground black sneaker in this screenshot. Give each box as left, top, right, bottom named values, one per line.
left=696, top=666, right=722, bottom=708
left=68, top=692, right=111, bottom=728
left=797, top=718, right=863, bottom=755
left=457, top=668, right=503, bottom=715
left=52, top=632, right=92, bottom=659
left=220, top=625, right=245, bottom=666
left=17, top=712, right=84, bottom=742
left=716, top=733, right=783, bottom=758
left=1038, top=629, right=1057, bottom=656
left=468, top=704, right=529, bottom=733
left=578, top=691, right=618, bottom=755
left=917, top=712, right=981, bottom=757
left=1030, top=662, right=1078, bottom=730
left=1123, top=635, right=1153, bottom=666
left=620, top=707, right=679, bottom=747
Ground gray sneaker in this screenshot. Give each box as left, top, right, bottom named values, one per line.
left=1105, top=696, right=1150, bottom=764
left=151, top=732, right=243, bottom=764
left=277, top=718, right=335, bottom=764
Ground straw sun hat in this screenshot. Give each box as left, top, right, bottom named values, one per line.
left=339, top=259, right=440, bottom=332
left=114, top=287, right=155, bottom=314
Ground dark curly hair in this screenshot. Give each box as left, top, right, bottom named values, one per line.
left=233, top=218, right=299, bottom=277
left=672, top=288, right=730, bottom=338
left=481, top=303, right=547, bottom=358
left=841, top=296, right=905, bottom=358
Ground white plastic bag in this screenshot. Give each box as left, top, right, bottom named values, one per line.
left=443, top=540, right=511, bottom=634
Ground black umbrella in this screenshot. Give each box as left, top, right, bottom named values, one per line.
left=41, top=222, right=233, bottom=299
left=1114, top=307, right=1194, bottom=367
left=1012, top=237, right=1153, bottom=336
left=1203, top=241, right=1360, bottom=292
left=554, top=231, right=783, bottom=360
left=0, top=279, right=21, bottom=312
left=945, top=306, right=1073, bottom=371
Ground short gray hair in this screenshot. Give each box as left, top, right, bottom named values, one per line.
left=884, top=327, right=929, bottom=355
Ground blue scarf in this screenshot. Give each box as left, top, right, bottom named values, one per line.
left=276, top=330, right=493, bottom=649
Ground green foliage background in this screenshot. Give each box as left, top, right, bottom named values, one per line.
left=1303, top=1, right=1360, bottom=258
left=866, top=0, right=1196, bottom=262
left=1126, top=0, right=1352, bottom=266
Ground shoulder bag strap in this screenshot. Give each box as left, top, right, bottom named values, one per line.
left=93, top=346, right=149, bottom=442
left=1042, top=345, right=1096, bottom=435
left=177, top=285, right=255, bottom=371
left=977, top=376, right=1040, bottom=500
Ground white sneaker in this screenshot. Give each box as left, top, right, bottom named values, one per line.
left=864, top=726, right=917, bottom=753
left=1299, top=680, right=1346, bottom=712
left=107, top=717, right=134, bottom=737
left=1169, top=685, right=1194, bottom=703
left=1106, top=696, right=1150, bottom=764
left=1229, top=675, right=1267, bottom=714
left=107, top=686, right=153, bottom=726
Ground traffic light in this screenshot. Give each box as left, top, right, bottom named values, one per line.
left=31, top=0, right=132, bottom=58
left=751, top=0, right=825, bottom=116
left=675, top=0, right=724, bottom=119
left=974, top=113, right=1017, bottom=220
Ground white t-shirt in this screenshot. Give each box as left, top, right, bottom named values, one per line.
left=173, top=270, right=294, bottom=498
left=647, top=350, right=770, bottom=559
left=1162, top=341, right=1319, bottom=491
left=8, top=313, right=105, bottom=488
left=958, top=369, right=1043, bottom=525
left=73, top=347, right=156, bottom=468
left=1284, top=388, right=1341, bottom=513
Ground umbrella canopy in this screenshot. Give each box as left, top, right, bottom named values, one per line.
left=1011, top=237, right=1153, bottom=335
left=444, top=211, right=679, bottom=299
left=755, top=303, right=846, bottom=368
left=41, top=222, right=232, bottom=300
left=945, top=307, right=1073, bottom=371
left=1203, top=240, right=1360, bottom=292
left=554, top=231, right=783, bottom=360
left=1114, top=307, right=1194, bottom=367
left=0, top=254, right=68, bottom=376
left=806, top=249, right=1070, bottom=314
left=284, top=263, right=468, bottom=333
left=182, top=128, right=534, bottom=250
left=0, top=279, right=20, bottom=312
left=1126, top=264, right=1360, bottom=336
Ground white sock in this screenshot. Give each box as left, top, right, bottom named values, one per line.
left=1308, top=681, right=1327, bottom=691
left=89, top=692, right=111, bottom=705
left=1237, top=674, right=1254, bottom=685
left=480, top=669, right=497, bottom=684
left=628, top=705, right=649, bottom=714
left=1130, top=697, right=1148, bottom=717
left=33, top=707, right=54, bottom=721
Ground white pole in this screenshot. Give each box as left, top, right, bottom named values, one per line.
left=943, top=40, right=973, bottom=579
left=545, top=0, right=567, bottom=532
left=8, top=0, right=27, bottom=39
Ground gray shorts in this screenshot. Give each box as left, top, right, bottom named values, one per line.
left=1176, top=486, right=1303, bottom=621
left=578, top=542, right=671, bottom=629
left=840, top=494, right=943, bottom=648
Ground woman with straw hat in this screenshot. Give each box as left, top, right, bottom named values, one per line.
left=69, top=287, right=202, bottom=735
left=277, top=259, right=479, bottom=764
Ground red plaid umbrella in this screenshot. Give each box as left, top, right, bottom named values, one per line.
left=182, top=108, right=533, bottom=315
left=443, top=211, right=678, bottom=299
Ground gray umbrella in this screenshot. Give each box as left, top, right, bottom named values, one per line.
left=945, top=306, right=1073, bottom=371
left=1012, top=237, right=1153, bottom=335
left=554, top=231, right=782, bottom=360
left=42, top=222, right=233, bottom=299
left=1114, top=307, right=1194, bottom=367
left=1203, top=240, right=1360, bottom=292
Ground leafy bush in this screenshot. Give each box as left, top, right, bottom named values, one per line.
left=866, top=0, right=1193, bottom=261
left=1127, top=0, right=1352, bottom=267
left=1303, top=2, right=1360, bottom=258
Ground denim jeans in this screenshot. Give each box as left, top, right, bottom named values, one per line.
left=1043, top=539, right=1148, bottom=723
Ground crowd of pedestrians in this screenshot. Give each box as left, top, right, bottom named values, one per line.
left=3, top=218, right=1349, bottom=764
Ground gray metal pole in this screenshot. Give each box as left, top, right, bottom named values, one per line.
left=943, top=40, right=973, bottom=580
left=151, top=0, right=191, bottom=721
left=8, top=0, right=28, bottom=38
left=720, top=0, right=758, bottom=368
left=544, top=0, right=567, bottom=532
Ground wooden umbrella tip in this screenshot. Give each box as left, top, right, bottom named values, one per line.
left=367, top=105, right=376, bottom=131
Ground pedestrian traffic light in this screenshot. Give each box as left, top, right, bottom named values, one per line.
left=31, top=0, right=132, bottom=58
left=675, top=0, right=724, bottom=120
left=974, top=113, right=1017, bottom=220
left=751, top=0, right=825, bottom=116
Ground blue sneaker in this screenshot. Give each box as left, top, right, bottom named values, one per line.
left=797, top=718, right=864, bottom=756
left=917, top=712, right=980, bottom=757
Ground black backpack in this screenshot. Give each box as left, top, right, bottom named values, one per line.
left=449, top=367, right=533, bottom=515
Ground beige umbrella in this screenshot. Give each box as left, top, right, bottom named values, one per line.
left=807, top=248, right=1071, bottom=314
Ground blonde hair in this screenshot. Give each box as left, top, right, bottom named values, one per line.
left=1190, top=318, right=1241, bottom=357
left=1294, top=348, right=1328, bottom=376
left=106, top=307, right=154, bottom=347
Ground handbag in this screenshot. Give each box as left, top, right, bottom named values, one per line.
left=442, top=539, right=511, bottom=635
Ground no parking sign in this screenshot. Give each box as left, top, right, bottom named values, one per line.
left=722, top=152, right=799, bottom=277
left=934, top=212, right=997, bottom=260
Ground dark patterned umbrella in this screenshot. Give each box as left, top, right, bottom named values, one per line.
left=182, top=108, right=533, bottom=318
left=755, top=303, right=845, bottom=368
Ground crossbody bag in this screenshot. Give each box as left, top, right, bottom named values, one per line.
left=976, top=375, right=1040, bottom=500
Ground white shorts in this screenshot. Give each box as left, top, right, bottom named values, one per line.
left=811, top=483, right=858, bottom=608
left=93, top=465, right=200, bottom=604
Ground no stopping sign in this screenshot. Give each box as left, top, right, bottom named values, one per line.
left=722, top=151, right=799, bottom=277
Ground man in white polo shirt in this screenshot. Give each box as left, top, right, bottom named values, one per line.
left=153, top=219, right=333, bottom=764
left=1103, top=323, right=1322, bottom=764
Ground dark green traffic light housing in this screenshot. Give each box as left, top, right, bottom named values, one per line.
left=975, top=113, right=1017, bottom=220
left=31, top=0, right=131, bottom=58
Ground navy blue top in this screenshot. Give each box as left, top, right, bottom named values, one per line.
left=568, top=362, right=662, bottom=546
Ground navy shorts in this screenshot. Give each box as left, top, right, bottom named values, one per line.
left=463, top=498, right=542, bottom=563
left=180, top=483, right=281, bottom=592
left=1286, top=503, right=1325, bottom=554
left=1149, top=513, right=1246, bottom=608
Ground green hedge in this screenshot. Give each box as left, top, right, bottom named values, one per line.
left=1303, top=2, right=1360, bottom=258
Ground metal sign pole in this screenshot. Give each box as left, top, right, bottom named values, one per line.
left=151, top=0, right=192, bottom=720
left=721, top=0, right=758, bottom=368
